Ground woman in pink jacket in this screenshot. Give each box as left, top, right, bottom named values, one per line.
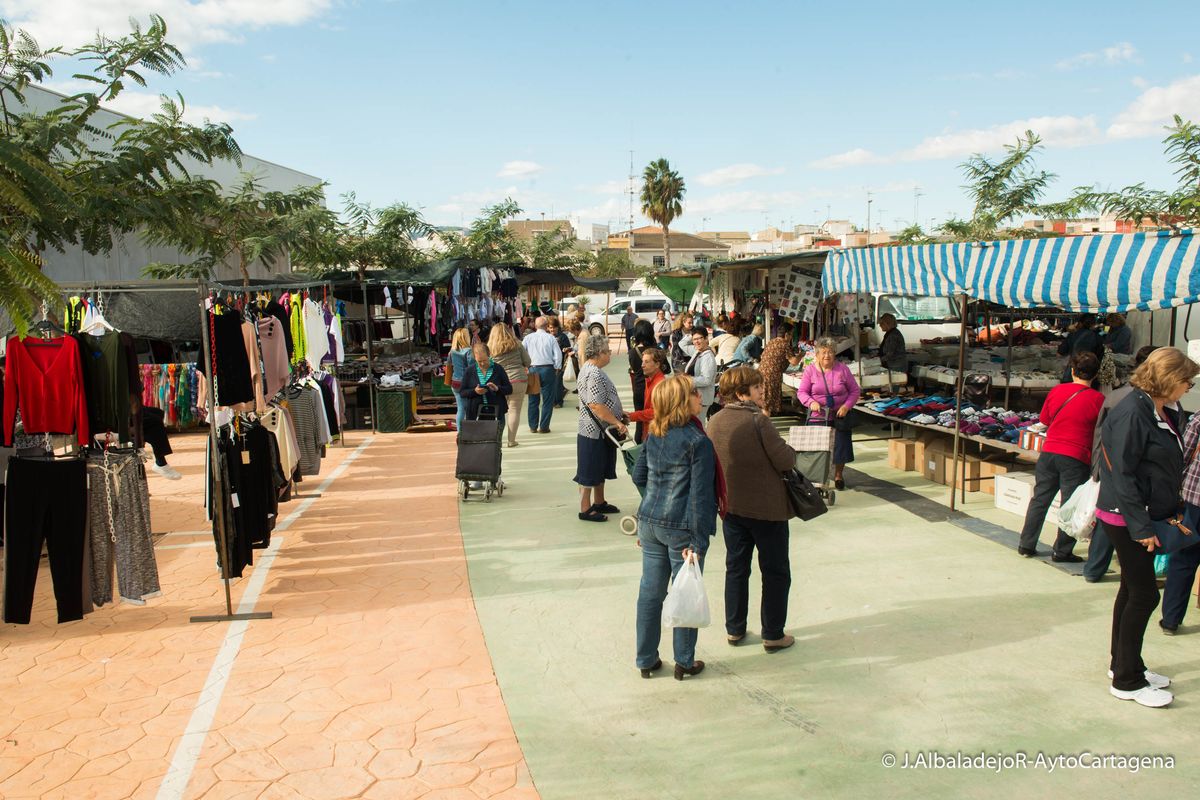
left=797, top=337, right=861, bottom=490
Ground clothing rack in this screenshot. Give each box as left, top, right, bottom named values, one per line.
left=190, top=279, right=272, bottom=624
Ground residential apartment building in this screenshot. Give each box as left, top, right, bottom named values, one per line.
left=610, top=226, right=730, bottom=268
left=506, top=219, right=576, bottom=241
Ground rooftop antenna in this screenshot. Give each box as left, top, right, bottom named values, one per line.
left=627, top=150, right=636, bottom=234
left=914, top=186, right=924, bottom=226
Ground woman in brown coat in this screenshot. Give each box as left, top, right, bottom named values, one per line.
left=707, top=367, right=796, bottom=653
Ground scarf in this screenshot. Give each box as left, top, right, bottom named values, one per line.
left=475, top=360, right=495, bottom=387
left=688, top=416, right=729, bottom=520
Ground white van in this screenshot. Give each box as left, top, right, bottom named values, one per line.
left=865, top=294, right=961, bottom=346
left=586, top=295, right=676, bottom=337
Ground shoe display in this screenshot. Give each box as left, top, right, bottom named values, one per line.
left=1109, top=684, right=1173, bottom=707
left=1108, top=669, right=1170, bottom=689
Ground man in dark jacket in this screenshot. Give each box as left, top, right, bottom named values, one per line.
left=1059, top=313, right=1105, bottom=383
left=877, top=313, right=908, bottom=373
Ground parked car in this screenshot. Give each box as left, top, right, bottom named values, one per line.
left=585, top=295, right=676, bottom=337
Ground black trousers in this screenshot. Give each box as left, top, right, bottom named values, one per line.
left=1105, top=522, right=1159, bottom=691
left=1162, top=541, right=1200, bottom=629
left=723, top=513, right=791, bottom=640
left=142, top=406, right=173, bottom=465
left=3, top=458, right=88, bottom=624
left=1019, top=452, right=1090, bottom=555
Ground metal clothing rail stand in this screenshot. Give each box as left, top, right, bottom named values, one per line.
left=190, top=279, right=272, bottom=624
left=947, top=293, right=972, bottom=512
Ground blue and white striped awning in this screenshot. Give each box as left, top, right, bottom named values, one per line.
left=821, top=242, right=969, bottom=297
left=962, top=230, right=1198, bottom=312
left=823, top=230, right=1198, bottom=313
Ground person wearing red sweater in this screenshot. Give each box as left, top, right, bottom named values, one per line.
left=1019, top=352, right=1105, bottom=561
left=628, top=348, right=668, bottom=444
left=3, top=335, right=90, bottom=446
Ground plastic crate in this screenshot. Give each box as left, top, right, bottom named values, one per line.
left=376, top=389, right=414, bottom=433
left=431, top=374, right=455, bottom=397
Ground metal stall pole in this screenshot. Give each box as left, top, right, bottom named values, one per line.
left=190, top=279, right=271, bottom=624
left=948, top=294, right=971, bottom=511
left=1004, top=309, right=1015, bottom=409
left=362, top=278, right=377, bottom=434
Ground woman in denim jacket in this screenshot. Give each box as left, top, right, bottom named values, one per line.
left=632, top=374, right=718, bottom=680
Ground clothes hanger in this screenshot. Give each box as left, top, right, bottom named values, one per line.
left=29, top=302, right=65, bottom=340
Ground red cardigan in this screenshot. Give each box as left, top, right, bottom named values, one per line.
left=1040, top=382, right=1104, bottom=464
left=3, top=336, right=90, bottom=446
left=628, top=370, right=666, bottom=424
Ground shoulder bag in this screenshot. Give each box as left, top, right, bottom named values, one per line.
left=526, top=369, right=541, bottom=396
left=819, top=367, right=856, bottom=433
left=754, top=411, right=827, bottom=521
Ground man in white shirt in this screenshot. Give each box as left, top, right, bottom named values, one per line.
left=524, top=317, right=563, bottom=433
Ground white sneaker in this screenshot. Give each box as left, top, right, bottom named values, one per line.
left=1109, top=684, right=1173, bottom=707
left=1108, top=669, right=1170, bottom=689
left=152, top=464, right=182, bottom=480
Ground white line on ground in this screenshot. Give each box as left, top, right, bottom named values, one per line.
left=154, top=436, right=374, bottom=800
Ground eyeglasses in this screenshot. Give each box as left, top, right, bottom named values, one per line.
left=1185, top=380, right=1196, bottom=390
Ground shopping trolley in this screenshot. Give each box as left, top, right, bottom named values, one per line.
left=789, top=423, right=836, bottom=506
left=456, top=404, right=505, bottom=502
left=604, top=425, right=642, bottom=535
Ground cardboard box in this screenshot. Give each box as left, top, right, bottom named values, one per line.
left=978, top=458, right=1034, bottom=495
left=923, top=450, right=946, bottom=484
left=995, top=471, right=1059, bottom=518
left=888, top=439, right=917, bottom=472
left=943, top=452, right=983, bottom=492
left=913, top=431, right=951, bottom=469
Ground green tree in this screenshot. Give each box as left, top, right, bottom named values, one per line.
left=894, top=224, right=933, bottom=245
left=1064, top=116, right=1200, bottom=230
left=439, top=198, right=524, bottom=262
left=586, top=248, right=635, bottom=279
left=301, top=192, right=433, bottom=280
left=143, top=174, right=337, bottom=285
left=640, top=158, right=685, bottom=270
left=943, top=130, right=1056, bottom=240
left=523, top=225, right=590, bottom=271
left=0, top=15, right=244, bottom=330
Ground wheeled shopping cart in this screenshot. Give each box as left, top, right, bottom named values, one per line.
left=790, top=424, right=836, bottom=506
left=456, top=404, right=505, bottom=502
left=605, top=425, right=642, bottom=535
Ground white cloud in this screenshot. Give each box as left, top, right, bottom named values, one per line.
left=41, top=80, right=255, bottom=124
left=587, top=179, right=627, bottom=194
left=686, top=190, right=819, bottom=216
left=899, top=115, right=1102, bottom=160
left=0, top=1, right=333, bottom=53
left=808, top=148, right=884, bottom=169
left=1108, top=74, right=1200, bottom=139
left=1132, top=76, right=1149, bottom=89
left=1057, top=41, right=1138, bottom=70
left=497, top=160, right=544, bottom=178
left=568, top=197, right=627, bottom=222
left=694, top=163, right=784, bottom=187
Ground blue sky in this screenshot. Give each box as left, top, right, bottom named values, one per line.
left=7, top=0, right=1200, bottom=233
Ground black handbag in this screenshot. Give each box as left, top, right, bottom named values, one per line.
left=782, top=468, right=828, bottom=521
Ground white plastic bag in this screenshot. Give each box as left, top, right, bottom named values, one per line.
left=1058, top=478, right=1100, bottom=540
left=661, top=552, right=710, bottom=629
left=563, top=358, right=577, bottom=382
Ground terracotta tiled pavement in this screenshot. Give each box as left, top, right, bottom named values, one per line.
left=0, top=431, right=539, bottom=799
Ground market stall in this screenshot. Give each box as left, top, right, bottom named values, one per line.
left=823, top=228, right=1200, bottom=509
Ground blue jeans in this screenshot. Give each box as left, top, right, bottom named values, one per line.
left=454, top=393, right=467, bottom=430
left=636, top=523, right=705, bottom=669
left=526, top=365, right=557, bottom=431
left=1162, top=541, right=1200, bottom=628
left=1084, top=524, right=1114, bottom=580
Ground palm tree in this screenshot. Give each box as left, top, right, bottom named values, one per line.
left=640, top=158, right=685, bottom=271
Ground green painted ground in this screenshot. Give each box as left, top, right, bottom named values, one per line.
left=458, top=361, right=1200, bottom=799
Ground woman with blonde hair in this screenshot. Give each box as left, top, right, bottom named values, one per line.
left=487, top=323, right=532, bottom=447
left=445, top=327, right=473, bottom=431
left=1096, top=347, right=1200, bottom=708
left=632, top=374, right=718, bottom=680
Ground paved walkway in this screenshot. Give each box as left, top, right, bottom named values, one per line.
left=0, top=431, right=537, bottom=799
left=459, top=364, right=1200, bottom=798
